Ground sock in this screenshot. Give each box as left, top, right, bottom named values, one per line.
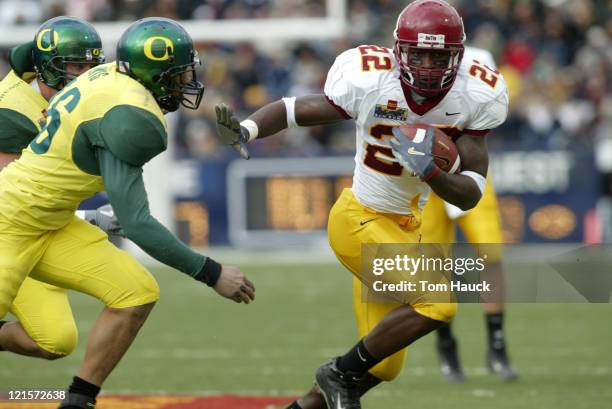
left=286, top=402, right=302, bottom=409
left=486, top=312, right=505, bottom=350
left=337, top=338, right=381, bottom=375
left=436, top=322, right=453, bottom=341
left=68, top=376, right=100, bottom=400
left=0, top=321, right=7, bottom=351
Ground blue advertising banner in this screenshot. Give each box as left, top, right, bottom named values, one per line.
left=176, top=149, right=599, bottom=246
left=490, top=149, right=598, bottom=243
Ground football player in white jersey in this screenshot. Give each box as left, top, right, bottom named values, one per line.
left=216, top=1, right=508, bottom=408
left=422, top=46, right=518, bottom=383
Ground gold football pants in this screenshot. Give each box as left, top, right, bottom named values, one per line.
left=328, top=189, right=457, bottom=381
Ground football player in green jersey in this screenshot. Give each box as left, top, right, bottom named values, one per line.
left=0, top=17, right=255, bottom=409
left=0, top=17, right=122, bottom=361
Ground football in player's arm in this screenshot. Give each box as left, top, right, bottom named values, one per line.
left=216, top=64, right=505, bottom=214
left=218, top=94, right=489, bottom=208
left=216, top=1, right=507, bottom=408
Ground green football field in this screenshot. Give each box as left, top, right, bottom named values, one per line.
left=2, top=257, right=611, bottom=409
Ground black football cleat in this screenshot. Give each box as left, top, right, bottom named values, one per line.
left=487, top=347, right=519, bottom=381
left=436, top=337, right=466, bottom=382
left=58, top=393, right=96, bottom=409
left=315, top=358, right=362, bottom=409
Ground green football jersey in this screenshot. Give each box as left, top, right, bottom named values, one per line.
left=0, top=62, right=167, bottom=231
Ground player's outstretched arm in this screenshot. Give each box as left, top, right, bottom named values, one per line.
left=98, top=149, right=255, bottom=303
left=215, top=94, right=348, bottom=158
left=93, top=105, right=255, bottom=303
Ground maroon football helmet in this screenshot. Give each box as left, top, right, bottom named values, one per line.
left=394, top=0, right=465, bottom=97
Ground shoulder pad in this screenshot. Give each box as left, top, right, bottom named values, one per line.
left=99, top=105, right=167, bottom=167
left=0, top=108, right=39, bottom=153
left=324, top=45, right=395, bottom=118
left=457, top=58, right=507, bottom=104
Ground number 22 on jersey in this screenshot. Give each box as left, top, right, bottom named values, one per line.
left=31, top=87, right=81, bottom=154
left=364, top=124, right=403, bottom=176
left=469, top=60, right=499, bottom=88
left=359, top=45, right=392, bottom=72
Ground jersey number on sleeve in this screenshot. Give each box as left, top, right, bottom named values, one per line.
left=31, top=87, right=81, bottom=154
left=468, top=60, right=499, bottom=88
left=363, top=124, right=403, bottom=176
left=358, top=45, right=392, bottom=72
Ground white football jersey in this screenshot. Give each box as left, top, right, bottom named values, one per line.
left=324, top=45, right=508, bottom=214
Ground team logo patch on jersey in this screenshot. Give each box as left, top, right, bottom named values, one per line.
left=374, top=100, right=408, bottom=120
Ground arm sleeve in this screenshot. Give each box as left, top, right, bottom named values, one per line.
left=97, top=147, right=206, bottom=276
left=98, top=105, right=168, bottom=167
left=323, top=48, right=368, bottom=119
left=0, top=108, right=39, bottom=153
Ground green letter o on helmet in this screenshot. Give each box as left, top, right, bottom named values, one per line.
left=32, top=16, right=105, bottom=90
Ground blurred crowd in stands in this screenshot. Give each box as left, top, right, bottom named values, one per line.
left=0, top=0, right=327, bottom=23
left=0, top=0, right=610, bottom=161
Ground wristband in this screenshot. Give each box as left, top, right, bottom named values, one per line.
left=194, top=257, right=222, bottom=287
left=460, top=170, right=486, bottom=195
left=240, top=119, right=259, bottom=142
left=282, top=96, right=299, bottom=128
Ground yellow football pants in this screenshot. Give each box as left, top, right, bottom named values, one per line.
left=328, top=189, right=457, bottom=381
left=9, top=278, right=78, bottom=356
left=421, top=177, right=504, bottom=260
left=0, top=217, right=160, bottom=356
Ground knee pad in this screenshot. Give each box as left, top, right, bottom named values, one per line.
left=105, top=273, right=160, bottom=309
left=36, top=320, right=78, bottom=358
